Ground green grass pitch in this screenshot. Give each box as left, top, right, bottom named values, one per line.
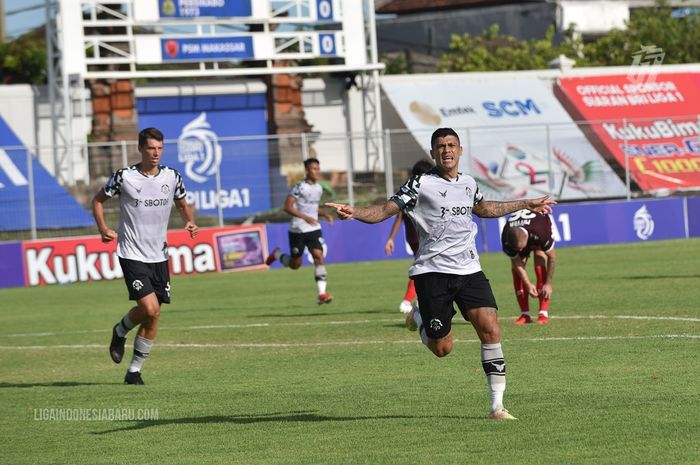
left=1, top=239, right=699, bottom=465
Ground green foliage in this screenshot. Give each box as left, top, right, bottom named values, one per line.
left=0, top=33, right=47, bottom=84
left=437, top=1, right=700, bottom=72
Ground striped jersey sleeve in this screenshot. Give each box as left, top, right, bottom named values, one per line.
left=103, top=168, right=126, bottom=198
left=390, top=175, right=421, bottom=212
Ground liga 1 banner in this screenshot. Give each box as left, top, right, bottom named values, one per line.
left=554, top=73, right=700, bottom=192
left=21, top=225, right=268, bottom=287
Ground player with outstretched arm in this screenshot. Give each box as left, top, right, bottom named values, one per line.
left=326, top=127, right=555, bottom=420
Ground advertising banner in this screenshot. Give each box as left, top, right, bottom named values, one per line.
left=0, top=242, right=24, bottom=288
left=555, top=73, right=700, bottom=192
left=481, top=198, right=688, bottom=252
left=137, top=94, right=276, bottom=219
left=21, top=225, right=268, bottom=286
left=381, top=75, right=628, bottom=201
left=0, top=117, right=93, bottom=231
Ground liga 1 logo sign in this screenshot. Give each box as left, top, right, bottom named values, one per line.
left=21, top=225, right=267, bottom=286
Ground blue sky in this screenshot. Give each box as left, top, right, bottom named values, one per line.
left=5, top=0, right=45, bottom=38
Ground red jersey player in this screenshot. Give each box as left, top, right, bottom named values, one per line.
left=501, top=209, right=557, bottom=324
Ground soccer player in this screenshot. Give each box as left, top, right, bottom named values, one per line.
left=384, top=159, right=434, bottom=313
left=326, top=127, right=555, bottom=420
left=501, top=209, right=557, bottom=325
left=92, top=127, right=199, bottom=385
left=266, top=158, right=335, bottom=305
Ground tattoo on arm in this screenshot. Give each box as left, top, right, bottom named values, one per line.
left=353, top=201, right=400, bottom=224
left=473, top=200, right=529, bottom=218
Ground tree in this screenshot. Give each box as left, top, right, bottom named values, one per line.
left=435, top=0, right=700, bottom=73
left=0, top=32, right=47, bottom=85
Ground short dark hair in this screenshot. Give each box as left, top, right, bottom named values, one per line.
left=138, top=128, right=164, bottom=147
left=304, top=157, right=320, bottom=169
left=430, top=128, right=460, bottom=148
left=412, top=159, right=434, bottom=176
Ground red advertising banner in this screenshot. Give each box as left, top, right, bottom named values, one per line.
left=555, top=73, right=700, bottom=192
left=22, top=224, right=268, bottom=286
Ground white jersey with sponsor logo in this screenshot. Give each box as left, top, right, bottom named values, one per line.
left=103, top=164, right=187, bottom=263
left=390, top=168, right=484, bottom=277
left=288, top=180, right=322, bottom=234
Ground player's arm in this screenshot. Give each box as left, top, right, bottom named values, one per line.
left=91, top=190, right=117, bottom=243
left=511, top=255, right=538, bottom=297
left=473, top=195, right=556, bottom=218
left=385, top=212, right=403, bottom=255
left=540, top=249, right=557, bottom=299
left=326, top=200, right=400, bottom=224
left=283, top=195, right=317, bottom=225
left=175, top=197, right=199, bottom=238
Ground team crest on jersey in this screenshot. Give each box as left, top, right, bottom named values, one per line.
left=132, top=280, right=144, bottom=291
left=429, top=319, right=443, bottom=332
left=465, top=187, right=472, bottom=198
left=161, top=184, right=170, bottom=195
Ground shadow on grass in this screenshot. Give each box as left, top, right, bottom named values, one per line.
left=622, top=274, right=700, bottom=280
left=94, top=410, right=479, bottom=434
left=0, top=381, right=112, bottom=388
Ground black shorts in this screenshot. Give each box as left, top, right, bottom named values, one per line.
left=412, top=271, right=498, bottom=339
left=119, top=257, right=171, bottom=304
left=288, top=230, right=324, bottom=258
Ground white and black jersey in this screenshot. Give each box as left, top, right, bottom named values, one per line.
left=288, top=180, right=322, bottom=234
left=391, top=168, right=484, bottom=277
left=103, top=165, right=187, bottom=263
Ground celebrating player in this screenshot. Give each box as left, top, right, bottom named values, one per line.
left=501, top=209, right=557, bottom=324
left=266, top=158, right=335, bottom=305
left=327, top=127, right=555, bottom=420
left=92, top=127, right=198, bottom=385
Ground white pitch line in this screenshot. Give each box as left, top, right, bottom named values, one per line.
left=1, top=315, right=698, bottom=339
left=0, top=333, right=698, bottom=350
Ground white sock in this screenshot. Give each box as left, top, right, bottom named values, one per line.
left=128, top=335, right=154, bottom=373
left=539, top=310, right=549, bottom=317
left=481, top=343, right=506, bottom=412
left=115, top=313, right=135, bottom=338
left=315, top=265, right=327, bottom=295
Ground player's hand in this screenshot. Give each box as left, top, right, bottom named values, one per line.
left=526, top=282, right=538, bottom=297
left=325, top=215, right=334, bottom=225
left=527, top=195, right=557, bottom=215
left=325, top=202, right=354, bottom=220
left=539, top=283, right=553, bottom=300
left=385, top=238, right=395, bottom=255
left=185, top=222, right=199, bottom=238
left=304, top=216, right=319, bottom=225
left=99, top=228, right=117, bottom=243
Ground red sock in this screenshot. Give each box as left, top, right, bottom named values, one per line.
left=512, top=269, right=529, bottom=312
left=535, top=263, right=549, bottom=311
left=403, top=279, right=416, bottom=302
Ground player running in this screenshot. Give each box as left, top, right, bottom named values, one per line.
left=266, top=158, right=335, bottom=305
left=327, top=127, right=555, bottom=420
left=92, top=127, right=198, bottom=385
